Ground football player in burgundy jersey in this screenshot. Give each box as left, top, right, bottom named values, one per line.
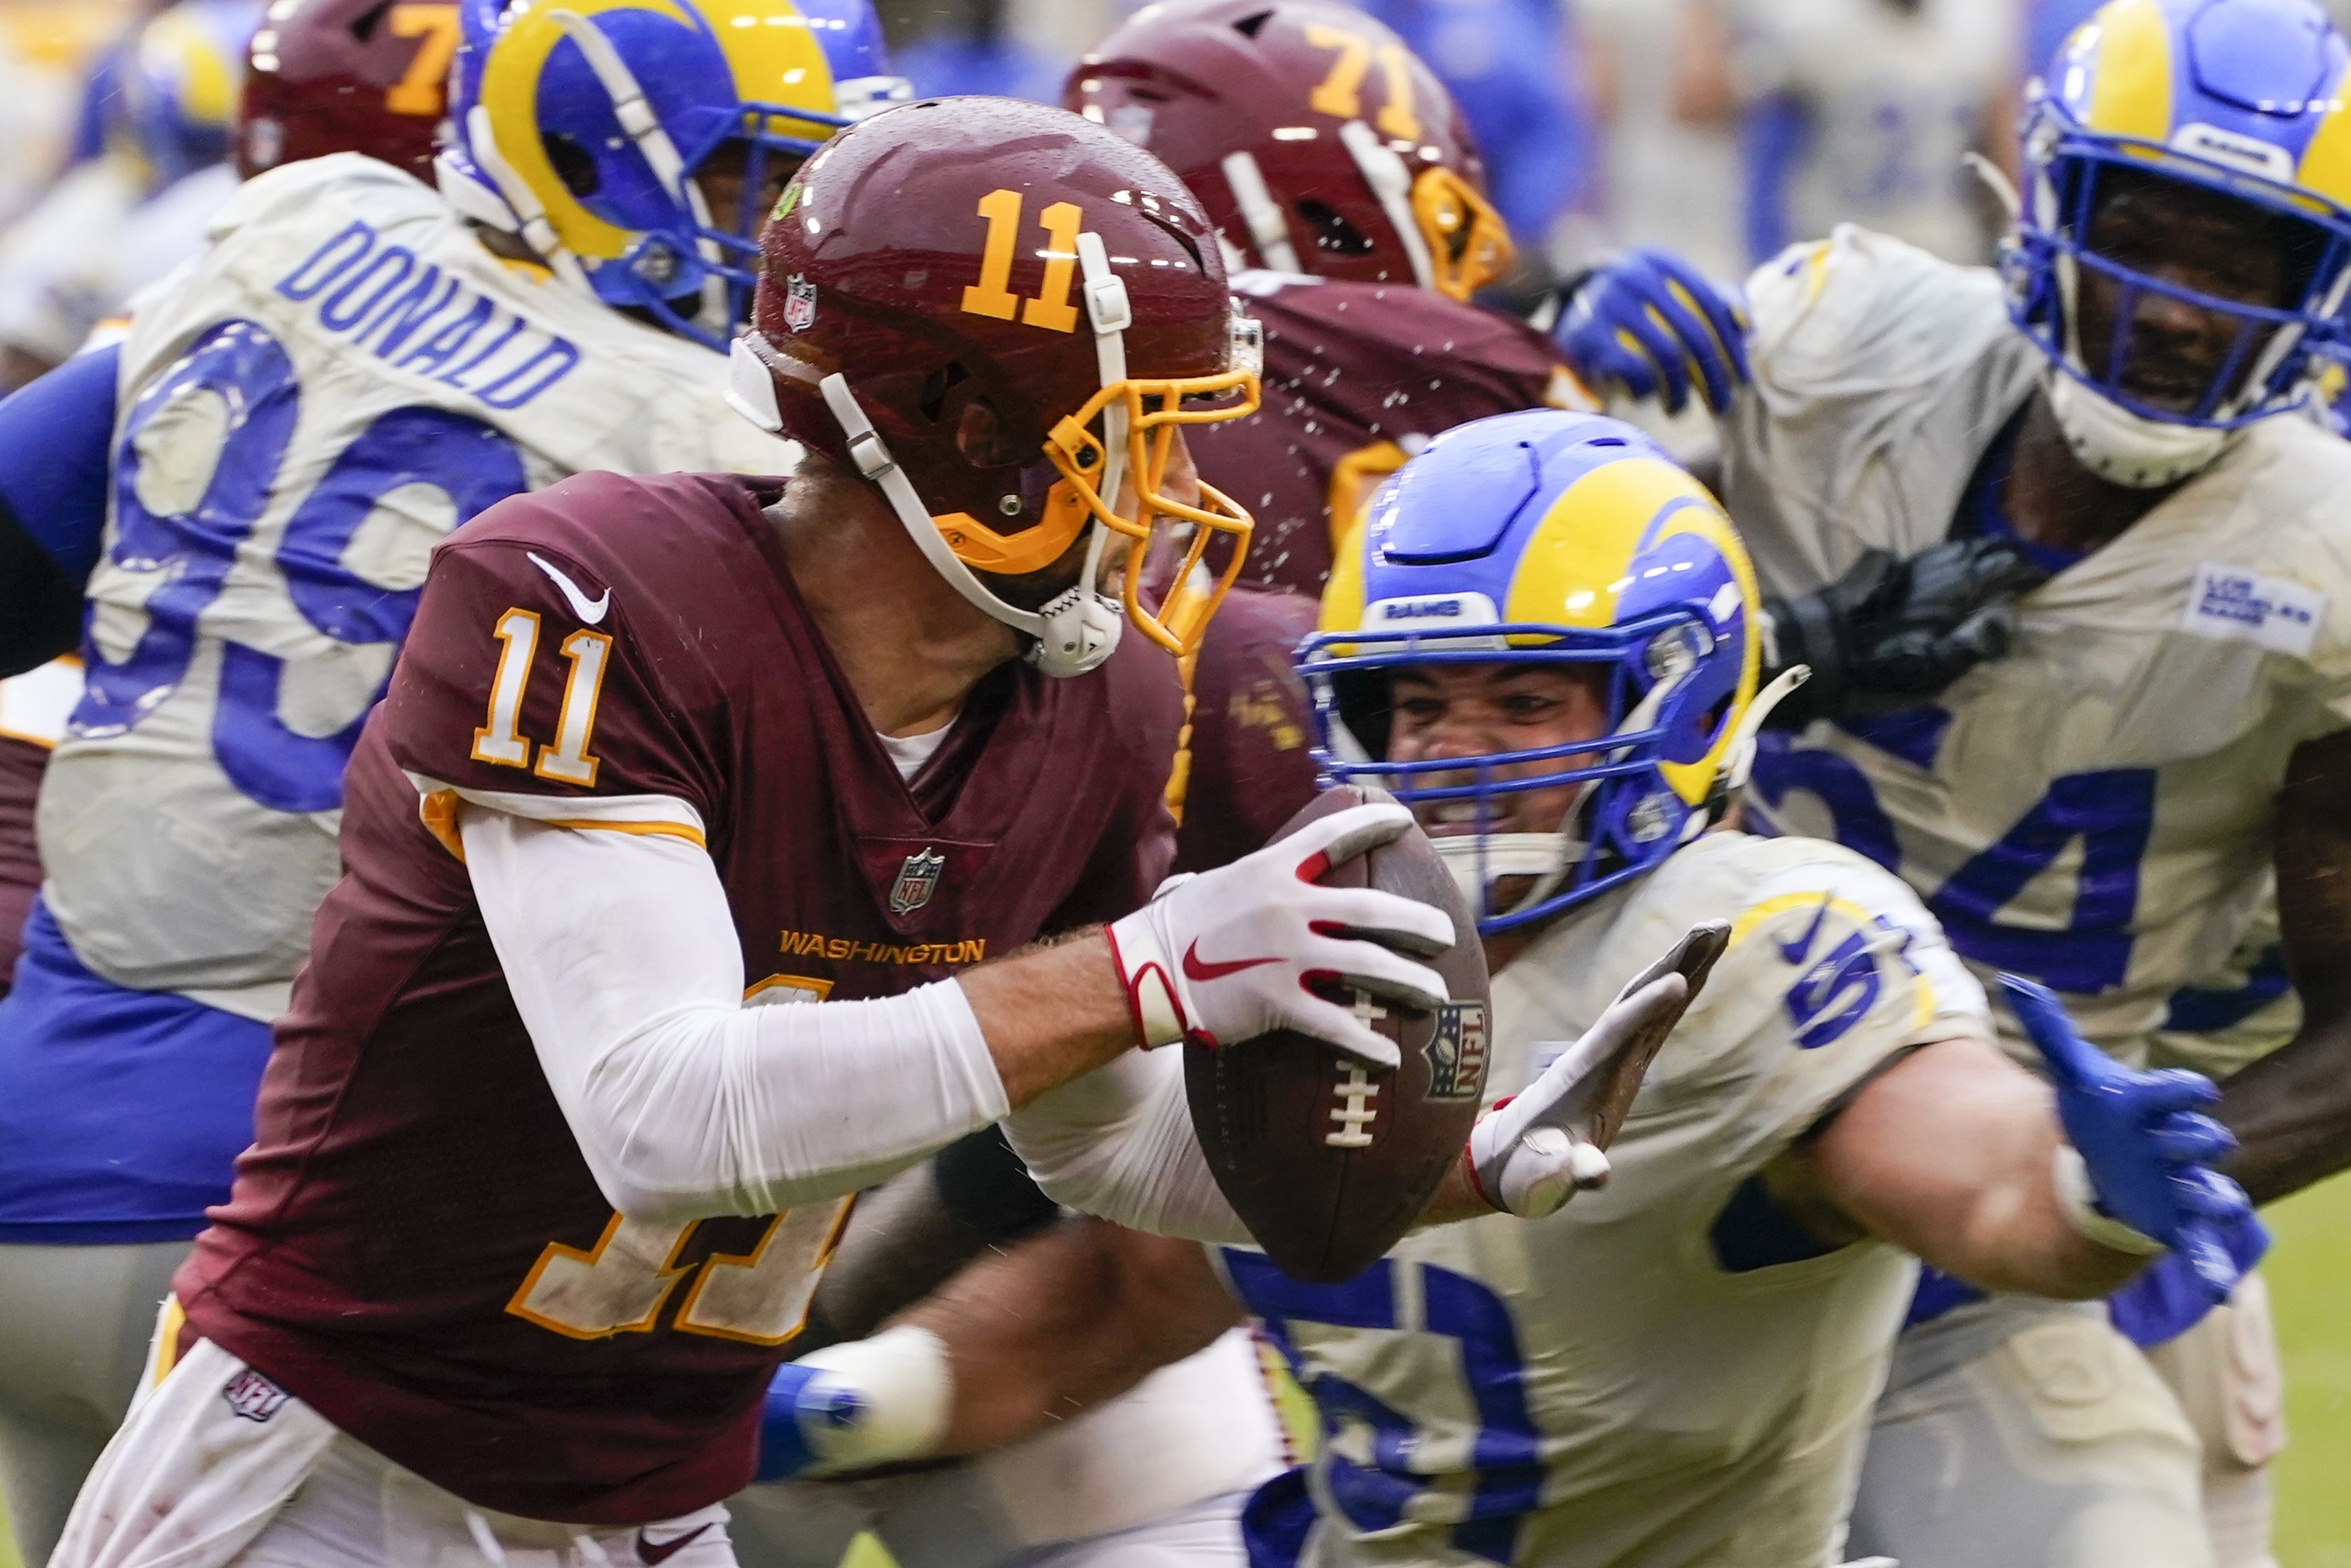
left=49, top=101, right=1489, bottom=1568
left=1070, top=0, right=1587, bottom=602
left=1064, top=0, right=1590, bottom=882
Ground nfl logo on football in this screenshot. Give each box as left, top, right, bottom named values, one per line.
left=783, top=273, right=818, bottom=332
left=1424, top=1001, right=1490, bottom=1102
left=890, top=848, right=945, bottom=916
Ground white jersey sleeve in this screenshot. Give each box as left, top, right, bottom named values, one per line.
left=1213, top=832, right=1990, bottom=1568
left=38, top=153, right=782, bottom=1016
left=1725, top=225, right=2351, bottom=1065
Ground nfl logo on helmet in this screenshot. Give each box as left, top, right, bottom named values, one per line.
left=890, top=849, right=945, bottom=916
left=783, top=275, right=818, bottom=332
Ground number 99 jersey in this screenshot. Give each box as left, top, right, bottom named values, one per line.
left=1222, top=832, right=1989, bottom=1568
left=1724, top=228, right=2351, bottom=1065
left=39, top=153, right=780, bottom=1019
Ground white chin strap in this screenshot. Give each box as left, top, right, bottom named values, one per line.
left=439, top=113, right=592, bottom=294
left=1337, top=119, right=1435, bottom=292
left=2045, top=369, right=2231, bottom=489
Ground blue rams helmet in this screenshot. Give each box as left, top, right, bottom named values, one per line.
left=2011, top=0, right=2351, bottom=483
left=116, top=0, right=261, bottom=190
left=435, top=0, right=898, bottom=351
left=1301, top=410, right=1769, bottom=933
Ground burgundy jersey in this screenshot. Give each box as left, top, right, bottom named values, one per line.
left=1191, top=272, right=1586, bottom=597
left=0, top=737, right=41, bottom=990
left=1173, top=588, right=1320, bottom=875
left=173, top=472, right=1183, bottom=1525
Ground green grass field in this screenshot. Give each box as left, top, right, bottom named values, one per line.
left=8, top=1180, right=2348, bottom=1568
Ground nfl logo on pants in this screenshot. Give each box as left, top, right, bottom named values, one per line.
left=891, top=848, right=945, bottom=915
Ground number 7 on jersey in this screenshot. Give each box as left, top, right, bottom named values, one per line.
left=471, top=606, right=614, bottom=785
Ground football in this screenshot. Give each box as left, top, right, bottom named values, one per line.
left=1185, top=785, right=1492, bottom=1283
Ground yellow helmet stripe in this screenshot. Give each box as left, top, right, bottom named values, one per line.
left=477, top=0, right=690, bottom=265
left=141, top=9, right=238, bottom=129
left=2082, top=0, right=2173, bottom=143
left=2298, top=61, right=2351, bottom=210
left=698, top=0, right=837, bottom=138
left=1502, top=457, right=1714, bottom=630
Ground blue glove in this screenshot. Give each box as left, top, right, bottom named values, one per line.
left=751, top=1362, right=866, bottom=1483
left=1555, top=249, right=1752, bottom=415
left=2003, top=976, right=2256, bottom=1303
left=2108, top=1209, right=2271, bottom=1348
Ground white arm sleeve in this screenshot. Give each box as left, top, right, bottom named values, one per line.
left=1003, top=1047, right=1251, bottom=1244
left=461, top=805, right=1011, bottom=1224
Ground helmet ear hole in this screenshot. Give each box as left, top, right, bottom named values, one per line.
left=953, top=398, right=1026, bottom=469
left=543, top=133, right=599, bottom=197
left=349, top=0, right=389, bottom=43
left=919, top=361, right=971, bottom=423
left=1295, top=198, right=1374, bottom=258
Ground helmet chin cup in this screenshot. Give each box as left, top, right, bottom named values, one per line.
left=1433, top=831, right=1576, bottom=923
left=1028, top=584, right=1125, bottom=678
left=2046, top=369, right=2232, bottom=489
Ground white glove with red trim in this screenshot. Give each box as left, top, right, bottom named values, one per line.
left=1106, top=802, right=1453, bottom=1068
left=1464, top=922, right=1729, bottom=1218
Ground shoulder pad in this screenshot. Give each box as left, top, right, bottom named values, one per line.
left=208, top=153, right=438, bottom=249
left=1742, top=224, right=2006, bottom=397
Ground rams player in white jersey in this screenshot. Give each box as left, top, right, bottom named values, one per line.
left=0, top=0, right=891, bottom=1557
left=1560, top=0, right=2351, bottom=1561
left=741, top=410, right=2257, bottom=1568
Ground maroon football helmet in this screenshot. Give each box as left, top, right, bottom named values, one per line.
left=1066, top=0, right=1513, bottom=302
left=729, top=97, right=1264, bottom=676
left=237, top=0, right=459, bottom=180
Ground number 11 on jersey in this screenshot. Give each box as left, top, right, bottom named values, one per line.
left=470, top=606, right=613, bottom=785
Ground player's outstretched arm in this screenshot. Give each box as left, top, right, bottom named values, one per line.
left=1796, top=1007, right=2256, bottom=1301
left=755, top=1217, right=1237, bottom=1481
left=2214, top=726, right=2351, bottom=1202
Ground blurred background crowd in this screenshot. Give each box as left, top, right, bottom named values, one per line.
left=16, top=0, right=2351, bottom=397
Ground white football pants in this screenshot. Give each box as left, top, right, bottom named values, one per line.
left=1847, top=1283, right=2283, bottom=1568
left=53, top=1333, right=737, bottom=1568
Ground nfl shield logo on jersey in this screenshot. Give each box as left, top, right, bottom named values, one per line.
left=890, top=848, right=945, bottom=916
left=1424, top=1001, right=1490, bottom=1101
left=222, top=1368, right=291, bottom=1423
left=783, top=274, right=818, bottom=332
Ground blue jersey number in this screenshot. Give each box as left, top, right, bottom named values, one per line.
left=74, top=319, right=528, bottom=812
left=1752, top=729, right=2156, bottom=994
left=1225, top=1251, right=1540, bottom=1566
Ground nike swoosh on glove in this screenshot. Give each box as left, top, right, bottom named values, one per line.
left=1555, top=249, right=1752, bottom=415
left=1465, top=922, right=1730, bottom=1217
left=1107, top=800, right=1454, bottom=1068
left=2005, top=976, right=2258, bottom=1302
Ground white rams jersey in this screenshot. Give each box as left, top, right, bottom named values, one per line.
left=1221, top=831, right=1989, bottom=1568
left=1725, top=227, right=2351, bottom=1066
left=40, top=153, right=781, bottom=1016
left=1732, top=0, right=2014, bottom=265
